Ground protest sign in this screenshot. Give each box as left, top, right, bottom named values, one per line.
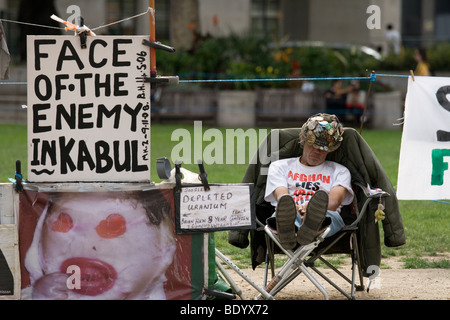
left=397, top=76, right=450, bottom=199
left=175, top=184, right=255, bottom=234
left=27, top=36, right=151, bottom=182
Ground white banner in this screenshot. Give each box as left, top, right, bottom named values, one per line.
left=27, top=36, right=151, bottom=182
left=397, top=76, right=450, bottom=200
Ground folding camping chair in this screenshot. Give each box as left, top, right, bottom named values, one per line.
left=228, top=127, right=396, bottom=300
left=258, top=181, right=389, bottom=300
left=215, top=225, right=333, bottom=300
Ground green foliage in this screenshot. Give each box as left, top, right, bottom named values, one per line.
left=426, top=42, right=450, bottom=72
left=157, top=34, right=380, bottom=89
left=373, top=48, right=416, bottom=71
left=370, top=43, right=450, bottom=74
left=159, top=34, right=450, bottom=92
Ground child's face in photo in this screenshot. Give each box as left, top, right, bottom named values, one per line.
left=38, top=192, right=175, bottom=299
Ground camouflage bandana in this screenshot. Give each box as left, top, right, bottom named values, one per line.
left=300, top=113, right=344, bottom=152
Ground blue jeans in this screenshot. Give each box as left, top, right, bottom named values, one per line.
left=270, top=209, right=345, bottom=238
left=294, top=210, right=345, bottom=237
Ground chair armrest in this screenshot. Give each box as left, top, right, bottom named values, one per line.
left=350, top=181, right=390, bottom=227
left=352, top=180, right=390, bottom=198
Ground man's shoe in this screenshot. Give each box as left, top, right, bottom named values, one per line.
left=275, top=195, right=297, bottom=250
left=297, top=190, right=328, bottom=245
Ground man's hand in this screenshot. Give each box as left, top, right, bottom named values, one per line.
left=297, top=202, right=307, bottom=222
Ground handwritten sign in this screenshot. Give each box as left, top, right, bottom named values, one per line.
left=26, top=36, right=150, bottom=182
left=175, top=184, right=255, bottom=234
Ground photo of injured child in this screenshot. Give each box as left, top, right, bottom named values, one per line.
left=21, top=188, right=176, bottom=300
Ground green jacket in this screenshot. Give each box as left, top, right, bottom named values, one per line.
left=229, top=127, right=405, bottom=272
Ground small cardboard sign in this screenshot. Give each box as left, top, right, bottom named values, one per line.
left=26, top=36, right=151, bottom=182
left=174, top=184, right=255, bottom=234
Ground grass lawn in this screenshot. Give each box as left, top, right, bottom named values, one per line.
left=0, top=122, right=448, bottom=269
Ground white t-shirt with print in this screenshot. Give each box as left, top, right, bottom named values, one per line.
left=264, top=157, right=354, bottom=213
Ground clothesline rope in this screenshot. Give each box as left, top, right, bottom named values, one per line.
left=0, top=18, right=62, bottom=30
left=179, top=76, right=373, bottom=83
left=176, top=73, right=410, bottom=84
left=0, top=7, right=151, bottom=32
left=0, top=73, right=410, bottom=86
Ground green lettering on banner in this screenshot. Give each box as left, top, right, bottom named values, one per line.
left=431, top=149, right=450, bottom=185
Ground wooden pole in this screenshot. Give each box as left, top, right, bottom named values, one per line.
left=149, top=0, right=156, bottom=77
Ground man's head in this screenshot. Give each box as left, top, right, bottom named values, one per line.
left=299, top=113, right=344, bottom=153
left=331, top=79, right=343, bottom=88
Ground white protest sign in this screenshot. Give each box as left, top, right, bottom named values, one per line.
left=397, top=76, right=450, bottom=199
left=27, top=36, right=150, bottom=182
left=175, top=184, right=255, bottom=233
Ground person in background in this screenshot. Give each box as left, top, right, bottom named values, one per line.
left=325, top=80, right=358, bottom=123
left=414, top=48, right=431, bottom=76
left=346, top=80, right=365, bottom=125
left=385, top=24, right=402, bottom=56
